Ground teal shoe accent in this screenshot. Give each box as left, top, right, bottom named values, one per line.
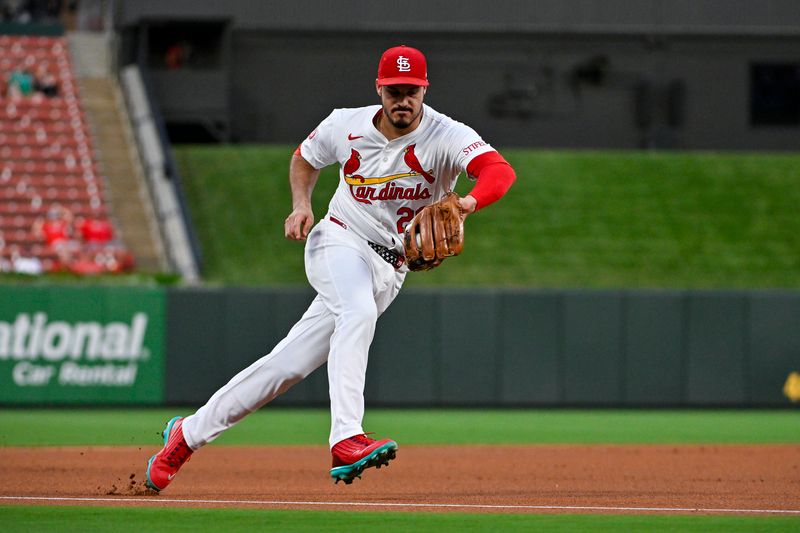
left=145, top=454, right=158, bottom=491
left=162, top=416, right=182, bottom=445
left=330, top=441, right=398, bottom=484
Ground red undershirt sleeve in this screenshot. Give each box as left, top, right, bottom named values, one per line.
left=465, top=151, right=516, bottom=211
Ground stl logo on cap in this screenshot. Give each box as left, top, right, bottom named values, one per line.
left=377, top=45, right=429, bottom=87
left=396, top=55, right=411, bottom=72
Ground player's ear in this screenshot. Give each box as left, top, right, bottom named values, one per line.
left=375, top=80, right=381, bottom=96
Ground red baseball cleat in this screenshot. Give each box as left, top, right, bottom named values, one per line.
left=330, top=433, right=398, bottom=484
left=145, top=416, right=193, bottom=492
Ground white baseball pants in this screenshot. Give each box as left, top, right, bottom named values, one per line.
left=182, top=218, right=405, bottom=449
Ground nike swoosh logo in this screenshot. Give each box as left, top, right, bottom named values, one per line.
left=168, top=473, right=176, bottom=480
left=348, top=134, right=363, bottom=140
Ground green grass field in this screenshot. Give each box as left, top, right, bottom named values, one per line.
left=1, top=408, right=799, bottom=446
left=174, top=146, right=800, bottom=288
left=2, top=505, right=797, bottom=533
left=1, top=409, right=798, bottom=531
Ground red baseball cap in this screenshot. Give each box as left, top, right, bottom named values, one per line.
left=376, top=45, right=429, bottom=87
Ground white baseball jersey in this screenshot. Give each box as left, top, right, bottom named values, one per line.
left=300, top=104, right=495, bottom=253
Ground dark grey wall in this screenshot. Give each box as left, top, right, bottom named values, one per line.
left=116, top=0, right=800, bottom=150
left=116, top=0, right=800, bottom=36
left=165, top=287, right=800, bottom=407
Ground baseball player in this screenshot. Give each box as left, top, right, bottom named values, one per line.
left=145, top=45, right=516, bottom=490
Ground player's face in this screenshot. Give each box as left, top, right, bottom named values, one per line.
left=376, top=84, right=426, bottom=130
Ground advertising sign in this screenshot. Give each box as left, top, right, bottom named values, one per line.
left=0, top=285, right=165, bottom=404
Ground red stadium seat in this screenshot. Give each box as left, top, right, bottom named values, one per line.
left=0, top=35, right=132, bottom=273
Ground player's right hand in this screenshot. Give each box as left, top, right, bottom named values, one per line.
left=284, top=208, right=314, bottom=241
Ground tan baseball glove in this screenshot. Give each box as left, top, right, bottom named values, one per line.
left=403, top=192, right=465, bottom=271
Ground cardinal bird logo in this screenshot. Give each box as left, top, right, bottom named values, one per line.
left=403, top=144, right=435, bottom=184
left=344, top=148, right=370, bottom=204
left=343, top=149, right=364, bottom=182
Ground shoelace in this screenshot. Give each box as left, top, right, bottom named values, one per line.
left=165, top=440, right=192, bottom=467
left=348, top=433, right=376, bottom=446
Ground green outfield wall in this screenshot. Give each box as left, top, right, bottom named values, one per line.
left=166, top=287, right=800, bottom=407
left=1, top=286, right=797, bottom=406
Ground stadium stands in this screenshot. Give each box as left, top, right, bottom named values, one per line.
left=0, top=34, right=132, bottom=275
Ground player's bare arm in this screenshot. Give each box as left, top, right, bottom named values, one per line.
left=285, top=154, right=320, bottom=241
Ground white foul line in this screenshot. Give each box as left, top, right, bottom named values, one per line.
left=1, top=496, right=799, bottom=515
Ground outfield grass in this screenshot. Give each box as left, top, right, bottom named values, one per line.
left=1, top=408, right=798, bottom=446
left=174, top=146, right=800, bottom=288
left=2, top=506, right=798, bottom=533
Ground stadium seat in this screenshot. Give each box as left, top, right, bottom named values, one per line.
left=0, top=36, right=132, bottom=274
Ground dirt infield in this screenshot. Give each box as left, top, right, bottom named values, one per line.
left=2, top=444, right=799, bottom=514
